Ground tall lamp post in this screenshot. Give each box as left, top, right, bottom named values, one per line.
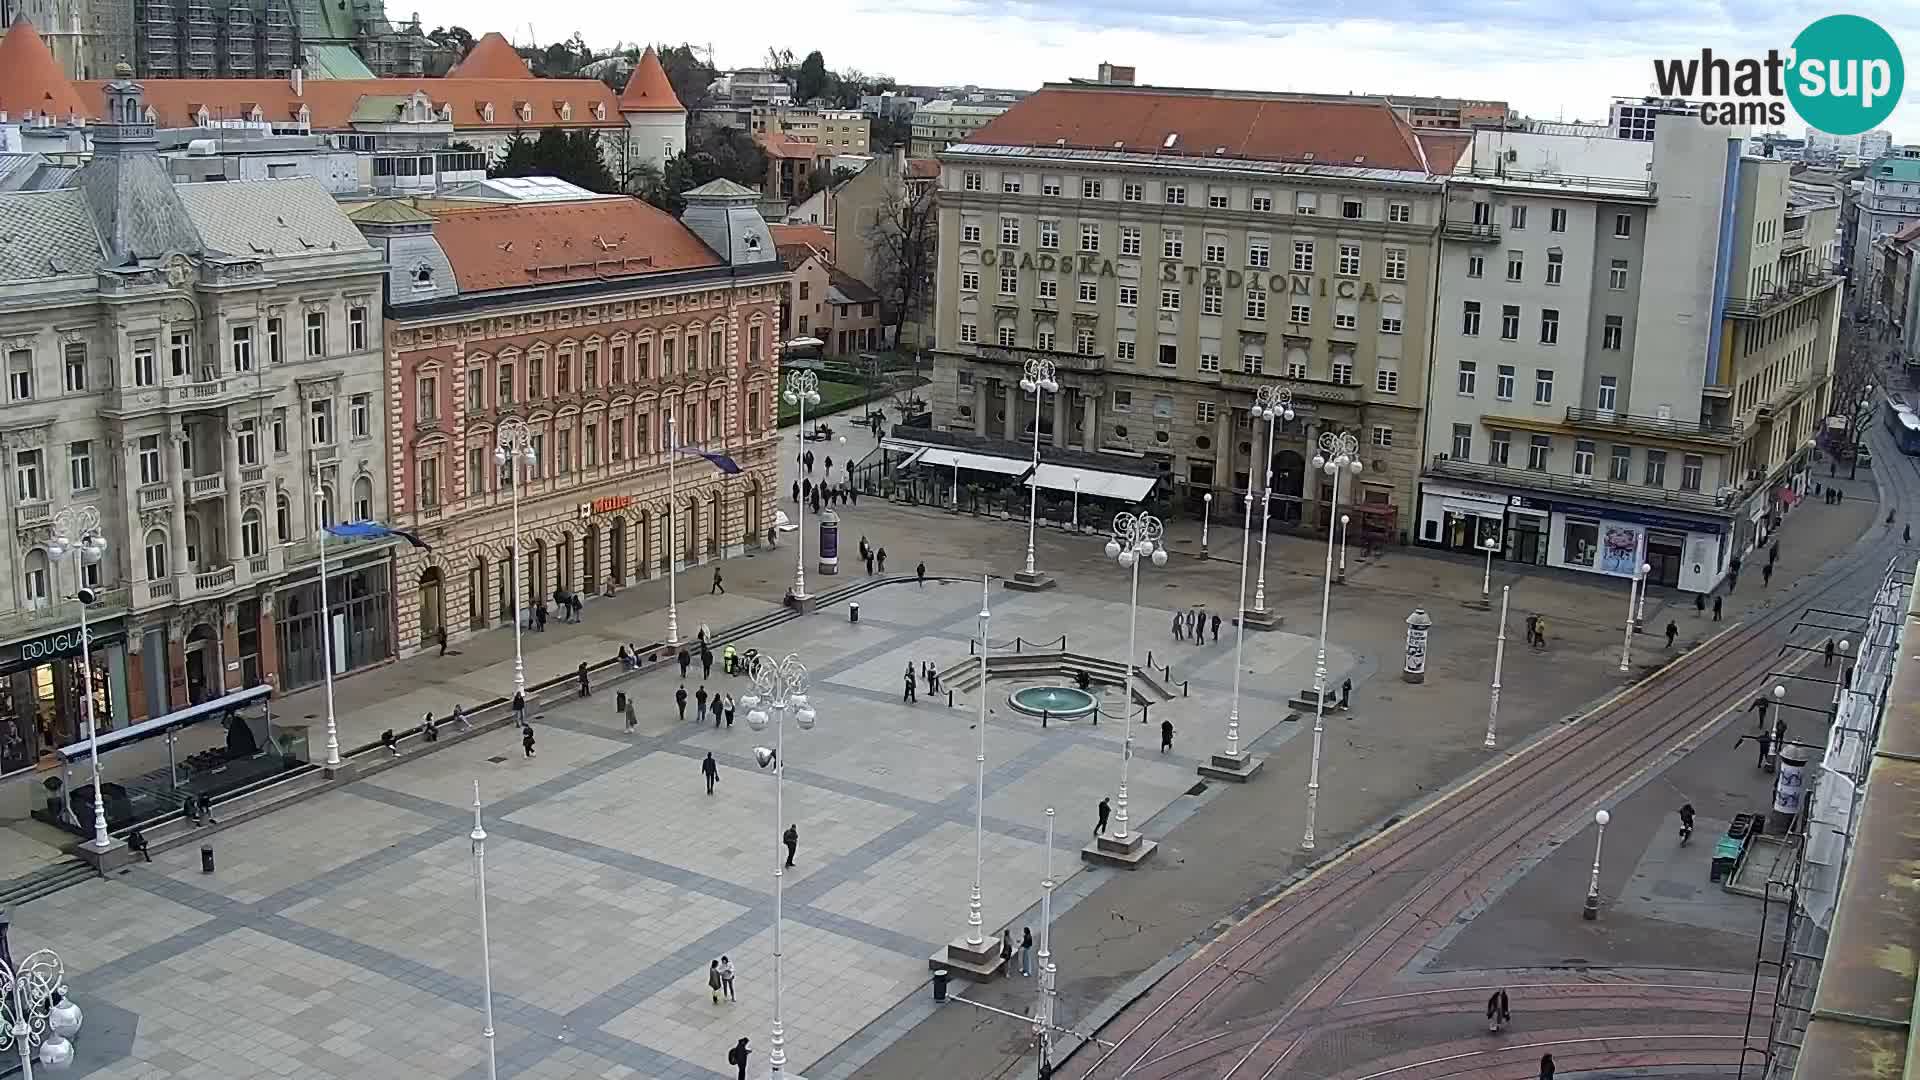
left=469, top=783, right=498, bottom=1080
left=1016, top=359, right=1058, bottom=589
left=664, top=415, right=680, bottom=646
left=1200, top=493, right=1212, bottom=557
left=743, top=652, right=817, bottom=1080
left=943, top=575, right=1003, bottom=972
left=1199, top=489, right=1266, bottom=782
left=1478, top=536, right=1499, bottom=607
left=494, top=419, right=536, bottom=694
left=784, top=373, right=821, bottom=605
left=1032, top=806, right=1057, bottom=1077
left=1245, top=386, right=1295, bottom=629
left=1618, top=563, right=1646, bottom=673
left=306, top=457, right=342, bottom=771
left=47, top=508, right=112, bottom=853
left=0, top=914, right=83, bottom=1078
left=1302, top=431, right=1363, bottom=852
left=1635, top=560, right=1652, bottom=628
left=1852, top=388, right=1874, bottom=480
left=1088, top=513, right=1166, bottom=867
left=1484, top=585, right=1510, bottom=748
left=1582, top=808, right=1611, bottom=920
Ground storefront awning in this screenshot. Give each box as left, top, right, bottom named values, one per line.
left=915, top=448, right=1032, bottom=476
left=56, top=684, right=272, bottom=763
left=1025, top=462, right=1158, bottom=503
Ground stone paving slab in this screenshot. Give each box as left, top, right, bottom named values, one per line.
left=8, top=876, right=214, bottom=975
left=366, top=725, right=633, bottom=810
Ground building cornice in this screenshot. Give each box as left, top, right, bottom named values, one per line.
left=939, top=143, right=1444, bottom=192
left=387, top=261, right=788, bottom=323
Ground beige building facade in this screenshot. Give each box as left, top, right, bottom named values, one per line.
left=926, top=84, right=1448, bottom=536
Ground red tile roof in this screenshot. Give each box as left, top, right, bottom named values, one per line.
left=0, top=19, right=86, bottom=121
left=1417, top=130, right=1471, bottom=174
left=757, top=132, right=828, bottom=160
left=71, top=75, right=620, bottom=130
left=619, top=46, right=682, bottom=114
left=905, top=158, right=940, bottom=179
left=429, top=199, right=722, bottom=291
left=770, top=223, right=833, bottom=253
left=963, top=85, right=1430, bottom=173
left=447, top=32, right=532, bottom=80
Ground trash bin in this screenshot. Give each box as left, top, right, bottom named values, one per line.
left=931, top=968, right=950, bottom=1003
left=200, top=844, right=215, bottom=874
left=850, top=603, right=860, bottom=624
left=615, top=690, right=627, bottom=717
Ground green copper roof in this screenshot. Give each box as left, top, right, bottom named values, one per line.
left=303, top=43, right=376, bottom=80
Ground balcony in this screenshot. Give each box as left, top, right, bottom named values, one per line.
left=310, top=444, right=339, bottom=465
left=0, top=587, right=130, bottom=642
left=1426, top=454, right=1731, bottom=515
left=1723, top=274, right=1842, bottom=319
left=14, top=500, right=50, bottom=529
left=966, top=344, right=1106, bottom=374
left=185, top=474, right=226, bottom=501
left=1563, top=407, right=1744, bottom=446
left=1217, top=373, right=1363, bottom=404
left=162, top=376, right=254, bottom=409
left=138, top=483, right=171, bottom=509
left=1441, top=220, right=1502, bottom=243
left=193, top=564, right=236, bottom=592
left=136, top=578, right=174, bottom=606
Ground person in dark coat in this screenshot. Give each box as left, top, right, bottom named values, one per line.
left=1210, top=612, right=1221, bottom=642
left=1695, top=592, right=1706, bottom=613
left=916, top=561, right=926, bottom=587
left=1824, top=637, right=1837, bottom=668
left=512, top=691, right=526, bottom=727
left=437, top=625, right=449, bottom=656
left=725, top=695, right=736, bottom=727
left=1665, top=621, right=1678, bottom=648
left=1096, top=796, right=1111, bottom=836
left=521, top=725, right=536, bottom=758
left=1757, top=728, right=1772, bottom=768
left=701, top=644, right=714, bottom=680
left=703, top=752, right=719, bottom=795
left=1539, top=1052, right=1554, bottom=1080
left=783, top=824, right=799, bottom=867
left=1713, top=595, right=1724, bottom=621
left=712, top=695, right=724, bottom=728
left=729, top=1038, right=751, bottom=1080
left=624, top=699, right=638, bottom=732
left=676, top=684, right=689, bottom=722
left=576, top=662, right=591, bottom=698
left=696, top=685, right=709, bottom=723
left=1340, top=678, right=1352, bottom=709
left=1160, top=718, right=1174, bottom=753
left=679, top=646, right=692, bottom=677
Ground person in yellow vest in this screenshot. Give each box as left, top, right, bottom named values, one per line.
left=723, top=643, right=737, bottom=676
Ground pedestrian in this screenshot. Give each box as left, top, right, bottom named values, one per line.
left=1665, top=621, right=1678, bottom=648
left=577, top=662, right=591, bottom=698
left=625, top=698, right=638, bottom=732
left=1171, top=611, right=1184, bottom=641
left=512, top=690, right=526, bottom=727
left=1096, top=796, right=1111, bottom=836
left=916, top=561, right=927, bottom=587
left=903, top=665, right=917, bottom=704
left=725, top=694, right=736, bottom=727
left=1340, top=677, right=1352, bottom=709
left=1000, top=929, right=1013, bottom=975
left=454, top=703, right=471, bottom=732
left=864, top=551, right=875, bottom=575
left=1210, top=612, right=1221, bottom=643
left=720, top=956, right=735, bottom=1001
left=729, top=1038, right=751, bottom=1080
left=696, top=685, right=709, bottom=722
left=703, top=751, right=719, bottom=795
left=712, top=695, right=724, bottom=727
left=804, top=449, right=815, bottom=474
left=859, top=536, right=871, bottom=562
left=723, top=643, right=737, bottom=675
left=1757, top=728, right=1772, bottom=768
left=709, top=960, right=724, bottom=1004
left=677, top=684, right=689, bottom=722
left=522, top=724, right=536, bottom=758
left=437, top=625, right=449, bottom=657
left=126, top=826, right=152, bottom=862
left=876, top=546, right=888, bottom=573
left=619, top=643, right=634, bottom=670
left=1020, top=927, right=1034, bottom=976
left=1763, top=562, right=1774, bottom=587
left=1824, top=637, right=1836, bottom=668
left=1695, top=592, right=1706, bottom=613
left=1525, top=613, right=1539, bottom=647
left=712, top=567, right=725, bottom=595
left=702, top=644, right=714, bottom=680
left=1160, top=718, right=1174, bottom=753
left=422, top=712, right=439, bottom=743
left=382, top=728, right=400, bottom=757
left=1750, top=693, right=1772, bottom=730
left=783, top=823, right=798, bottom=867
left=1714, top=595, right=1724, bottom=621
left=535, top=602, right=547, bottom=631
left=1539, top=1052, right=1554, bottom=1080
left=849, top=485, right=859, bottom=507
left=792, top=480, right=800, bottom=504
left=1534, top=616, right=1548, bottom=648
left=679, top=646, right=692, bottom=677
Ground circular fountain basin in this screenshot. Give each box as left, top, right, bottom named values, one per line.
left=1009, top=685, right=1098, bottom=719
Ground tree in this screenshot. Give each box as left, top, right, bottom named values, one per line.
left=866, top=182, right=937, bottom=346
left=489, top=129, right=618, bottom=193
left=428, top=25, right=474, bottom=56
left=796, top=50, right=828, bottom=103
left=642, top=126, right=767, bottom=213
left=655, top=43, right=716, bottom=111
left=765, top=47, right=795, bottom=77
left=872, top=112, right=913, bottom=152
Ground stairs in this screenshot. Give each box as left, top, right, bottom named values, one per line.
left=0, top=859, right=96, bottom=908
left=941, top=650, right=1176, bottom=706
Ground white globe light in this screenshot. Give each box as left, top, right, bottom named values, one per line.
left=1349, top=459, right=1364, bottom=475
left=1841, top=638, right=1852, bottom=651
left=753, top=746, right=775, bottom=769
left=1773, top=685, right=1786, bottom=700
left=1019, top=378, right=1036, bottom=393
left=1342, top=514, right=1351, bottom=526
left=494, top=446, right=507, bottom=465
left=795, top=705, right=816, bottom=730
left=1041, top=378, right=1058, bottom=393
left=784, top=390, right=798, bottom=404
left=37, top=1035, right=73, bottom=1070
left=747, top=708, right=769, bottom=731
left=1323, top=460, right=1339, bottom=476
left=47, top=995, right=81, bottom=1038
left=1640, top=563, right=1652, bottom=575
left=739, top=693, right=761, bottom=713
left=1117, top=549, right=1135, bottom=568
left=1203, top=493, right=1213, bottom=504
left=1150, top=547, right=1168, bottom=567
left=807, top=391, right=821, bottom=405
left=1104, top=539, right=1121, bottom=559
left=522, top=446, right=536, bottom=465
left=1282, top=407, right=1295, bottom=422
left=1595, top=809, right=1610, bottom=826
left=1312, top=455, right=1326, bottom=471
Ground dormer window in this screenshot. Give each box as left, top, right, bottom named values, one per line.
left=411, top=264, right=434, bottom=291
left=439, top=103, right=452, bottom=122
left=193, top=105, right=210, bottom=126
left=557, top=101, right=572, bottom=121
left=248, top=106, right=264, bottom=123
left=592, top=102, right=606, bottom=121
left=481, top=102, right=495, bottom=123
left=144, top=105, right=157, bottom=123
left=296, top=105, right=310, bottom=125
left=516, top=102, right=532, bottom=123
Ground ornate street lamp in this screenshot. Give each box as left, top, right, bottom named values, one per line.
left=1302, top=431, right=1363, bottom=852
left=0, top=914, right=83, bottom=1078
left=784, top=373, right=821, bottom=604
left=48, top=508, right=111, bottom=853
left=743, top=652, right=817, bottom=1080
left=1090, top=513, right=1165, bottom=865
left=494, top=420, right=537, bottom=694
left=1246, top=386, right=1295, bottom=628
left=1016, top=358, right=1059, bottom=589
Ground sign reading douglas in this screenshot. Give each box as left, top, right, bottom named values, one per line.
left=1652, top=15, right=1904, bottom=135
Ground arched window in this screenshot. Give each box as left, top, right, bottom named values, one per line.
left=319, top=485, right=336, bottom=529
left=352, top=475, right=373, bottom=522
left=241, top=508, right=264, bottom=558
left=276, top=492, right=292, bottom=541
left=21, top=548, right=48, bottom=609
left=144, top=528, right=168, bottom=579
left=183, top=515, right=200, bottom=567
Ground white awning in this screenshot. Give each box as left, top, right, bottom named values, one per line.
left=916, top=447, right=1032, bottom=476
left=1026, top=462, right=1157, bottom=503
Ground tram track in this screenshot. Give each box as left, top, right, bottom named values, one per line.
left=1072, top=424, right=1913, bottom=1080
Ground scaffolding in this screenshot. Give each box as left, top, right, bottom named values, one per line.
left=256, top=0, right=297, bottom=77
left=135, top=0, right=179, bottom=77
left=181, top=0, right=216, bottom=77
left=217, top=0, right=256, bottom=76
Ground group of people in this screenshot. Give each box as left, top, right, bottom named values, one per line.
left=1171, top=608, right=1221, bottom=644
left=675, top=683, right=737, bottom=728
left=904, top=661, right=940, bottom=703
left=857, top=536, right=889, bottom=576
left=523, top=589, right=588, bottom=631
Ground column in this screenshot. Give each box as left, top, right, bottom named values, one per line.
left=166, top=421, right=189, bottom=577
left=1082, top=395, right=1097, bottom=450
left=223, top=424, right=242, bottom=568
left=1003, top=382, right=1018, bottom=441
left=974, top=381, right=988, bottom=436
left=1052, top=390, right=1068, bottom=449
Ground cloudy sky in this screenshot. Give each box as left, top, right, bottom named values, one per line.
left=429, top=2, right=1920, bottom=140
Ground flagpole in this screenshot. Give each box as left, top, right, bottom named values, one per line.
left=314, top=454, right=340, bottom=770
left=666, top=414, right=680, bottom=647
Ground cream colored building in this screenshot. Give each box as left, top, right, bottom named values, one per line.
left=927, top=82, right=1452, bottom=537
left=910, top=99, right=1007, bottom=158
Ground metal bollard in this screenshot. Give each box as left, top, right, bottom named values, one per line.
left=850, top=602, right=860, bottom=624
left=931, top=969, right=950, bottom=1003
left=200, top=844, right=215, bottom=874
left=946, top=690, right=954, bottom=707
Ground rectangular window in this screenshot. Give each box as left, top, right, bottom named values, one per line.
left=1293, top=240, right=1314, bottom=272
left=1597, top=375, right=1618, bottom=412
left=1119, top=285, right=1138, bottom=308
left=1550, top=207, right=1568, bottom=232
left=1248, top=240, right=1270, bottom=268
left=266, top=318, right=283, bottom=365
left=1496, top=364, right=1515, bottom=400
left=1251, top=193, right=1273, bottom=212
left=528, top=356, right=545, bottom=398
left=1602, top=316, right=1623, bottom=350
left=466, top=369, right=484, bottom=412
left=1286, top=356, right=1308, bottom=379
left=997, top=325, right=1016, bottom=347
left=1500, top=305, right=1520, bottom=340
left=1457, top=360, right=1477, bottom=395
left=1510, top=204, right=1528, bottom=229
left=1245, top=289, right=1267, bottom=320
left=271, top=410, right=286, bottom=455
left=1467, top=254, right=1484, bottom=278
left=1001, top=266, right=1019, bottom=295
left=1331, top=360, right=1353, bottom=385
left=13, top=449, right=41, bottom=502
left=1609, top=259, right=1629, bottom=290
left=1081, top=223, right=1100, bottom=252
left=235, top=420, right=258, bottom=467
left=1164, top=184, right=1186, bottom=206
left=1534, top=368, right=1554, bottom=403
left=350, top=393, right=369, bottom=439
left=1613, top=213, right=1632, bottom=238
left=1388, top=202, right=1411, bottom=224
left=348, top=305, right=369, bottom=352
left=1573, top=439, right=1595, bottom=477
left=1384, top=247, right=1407, bottom=282
left=1334, top=311, right=1356, bottom=331
left=309, top=398, right=334, bottom=445
left=1205, top=240, right=1226, bottom=264
left=959, top=322, right=978, bottom=343
left=1000, top=217, right=1020, bottom=245
left=962, top=223, right=981, bottom=244
left=1112, top=389, right=1132, bottom=411
left=169, top=331, right=192, bottom=377
left=1527, top=434, right=1550, bottom=471
left=1242, top=346, right=1264, bottom=374
left=611, top=345, right=627, bottom=383
left=1039, top=219, right=1059, bottom=250
left=1161, top=289, right=1181, bottom=312
left=1370, top=425, right=1393, bottom=447
left=963, top=170, right=982, bottom=191
left=1462, top=301, right=1481, bottom=335
left=961, top=270, right=979, bottom=293
left=1036, top=328, right=1056, bottom=352
left=1334, top=242, right=1360, bottom=277
left=1001, top=175, right=1021, bottom=193
left=1376, top=363, right=1399, bottom=394
left=1203, top=285, right=1223, bottom=315
left=5, top=351, right=30, bottom=402
left=1342, top=198, right=1363, bottom=219
left=1289, top=303, right=1311, bottom=324
left=1451, top=424, right=1471, bottom=459
left=1124, top=182, right=1143, bottom=202
left=1681, top=454, right=1703, bottom=492
left=1120, top=227, right=1141, bottom=256
left=304, top=311, right=324, bottom=358
left=1489, top=429, right=1510, bottom=466
left=1198, top=352, right=1220, bottom=374
left=1539, top=309, right=1560, bottom=345
left=1380, top=302, right=1403, bottom=335
left=67, top=440, right=92, bottom=492
left=1506, top=250, right=1524, bottom=282
left=1296, top=192, right=1318, bottom=215
left=1545, top=250, right=1563, bottom=285
left=1158, top=343, right=1178, bottom=367
left=610, top=417, right=626, bottom=461
left=1041, top=177, right=1061, bottom=196
left=1076, top=328, right=1096, bottom=355
left=1207, top=188, right=1229, bottom=209
left=138, top=435, right=161, bottom=485
left=1163, top=228, right=1184, bottom=259
left=1075, top=280, right=1099, bottom=305
left=1610, top=445, right=1631, bottom=482
left=133, top=340, right=157, bottom=387
left=1645, top=449, right=1667, bottom=486
left=1196, top=403, right=1217, bottom=426
left=229, top=325, right=254, bottom=373
left=1115, top=339, right=1136, bottom=362
left=1082, top=178, right=1103, bottom=199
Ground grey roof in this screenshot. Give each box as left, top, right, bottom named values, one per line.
left=74, top=142, right=204, bottom=265
left=0, top=189, right=105, bottom=279
left=683, top=178, right=759, bottom=199
left=0, top=154, right=44, bottom=192
left=174, top=178, right=371, bottom=257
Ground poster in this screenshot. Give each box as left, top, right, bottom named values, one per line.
left=1774, top=756, right=1808, bottom=817
left=1599, top=523, right=1644, bottom=576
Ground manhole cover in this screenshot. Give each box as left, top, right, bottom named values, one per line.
left=487, top=755, right=509, bottom=764
left=1185, top=781, right=1208, bottom=796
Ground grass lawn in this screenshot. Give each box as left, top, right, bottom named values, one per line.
left=778, top=376, right=871, bottom=426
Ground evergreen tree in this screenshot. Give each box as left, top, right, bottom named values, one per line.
left=796, top=50, right=828, bottom=103
left=488, top=129, right=618, bottom=193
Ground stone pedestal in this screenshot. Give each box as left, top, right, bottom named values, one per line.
left=322, top=758, right=361, bottom=781
left=73, top=838, right=127, bottom=874
left=931, top=935, right=1005, bottom=981
left=788, top=593, right=816, bottom=614
left=1005, top=570, right=1057, bottom=592
left=1081, top=829, right=1158, bottom=868
left=1582, top=892, right=1600, bottom=920
left=1198, top=752, right=1264, bottom=783
left=1237, top=608, right=1283, bottom=631
left=1288, top=688, right=1347, bottom=713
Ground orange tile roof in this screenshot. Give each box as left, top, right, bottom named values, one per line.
left=963, top=85, right=1430, bottom=173
left=70, top=75, right=620, bottom=130
left=770, top=223, right=833, bottom=253
left=1417, top=130, right=1471, bottom=174
left=447, top=32, right=533, bottom=80
left=428, top=199, right=722, bottom=292
left=0, top=19, right=85, bottom=121
left=619, top=46, right=682, bottom=114
left=905, top=158, right=940, bottom=179
left=757, top=132, right=828, bottom=160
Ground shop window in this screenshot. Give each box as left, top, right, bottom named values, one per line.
left=1564, top=519, right=1599, bottom=566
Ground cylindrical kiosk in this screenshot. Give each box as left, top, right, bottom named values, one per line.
left=1770, top=753, right=1808, bottom=834
left=818, top=508, right=840, bottom=576
left=1402, top=608, right=1432, bottom=684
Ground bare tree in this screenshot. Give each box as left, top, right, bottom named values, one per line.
left=865, top=181, right=936, bottom=349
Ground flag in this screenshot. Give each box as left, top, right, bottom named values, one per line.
left=325, top=521, right=431, bottom=549
left=676, top=446, right=742, bottom=475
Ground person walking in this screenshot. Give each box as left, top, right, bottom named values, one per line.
left=703, top=752, right=719, bottom=795
left=701, top=644, right=714, bottom=680
left=1171, top=610, right=1184, bottom=641
left=1714, top=595, right=1724, bottom=621
left=709, top=960, right=724, bottom=1004
left=512, top=690, right=527, bottom=728
left=1340, top=678, right=1353, bottom=709
left=625, top=698, right=638, bottom=733
left=877, top=547, right=888, bottom=573
left=1020, top=927, right=1034, bottom=976
left=1750, top=693, right=1772, bottom=730
left=679, top=646, right=692, bottom=678
left=1534, top=616, right=1548, bottom=648
left=576, top=662, right=591, bottom=698
left=903, top=665, right=918, bottom=704
left=712, top=695, right=724, bottom=728
left=1524, top=613, right=1539, bottom=648
left=1000, top=929, right=1013, bottom=975
left=535, top=602, right=548, bottom=631
left=521, top=724, right=536, bottom=758
left=729, top=1038, right=751, bottom=1080
left=783, top=823, right=799, bottom=868
left=381, top=728, right=400, bottom=757
left=453, top=704, right=471, bottom=732
left=1160, top=718, right=1174, bottom=753
left=711, top=566, right=725, bottom=595
left=1539, top=1052, right=1554, bottom=1080
left=1824, top=637, right=1837, bottom=668
left=719, top=956, right=735, bottom=1001
left=792, top=480, right=800, bottom=504
left=1695, top=592, right=1706, bottom=614
left=1210, top=612, right=1222, bottom=643
left=696, top=685, right=709, bottom=724
left=724, top=694, right=736, bottom=727
left=676, top=684, right=689, bottom=723
left=864, top=550, right=876, bottom=575
left=1763, top=562, right=1774, bottom=587
left=1665, top=621, right=1678, bottom=649
left=437, top=625, right=449, bottom=657
left=1757, top=727, right=1773, bottom=768
left=723, top=643, right=737, bottom=675
left=803, top=449, right=815, bottom=475
left=1096, top=796, right=1111, bottom=837
left=916, top=561, right=927, bottom=587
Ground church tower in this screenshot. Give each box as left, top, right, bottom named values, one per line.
left=618, top=46, right=686, bottom=185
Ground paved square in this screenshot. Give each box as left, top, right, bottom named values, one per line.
left=16, top=581, right=1325, bottom=1080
